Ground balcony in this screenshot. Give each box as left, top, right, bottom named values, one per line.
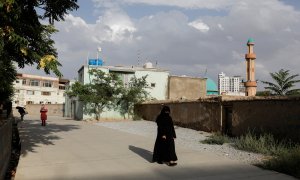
left=244, top=81, right=257, bottom=87
left=245, top=53, right=256, bottom=59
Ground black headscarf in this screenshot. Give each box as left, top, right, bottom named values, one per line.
left=160, top=106, right=170, bottom=115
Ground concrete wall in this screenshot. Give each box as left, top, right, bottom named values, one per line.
left=25, top=104, right=64, bottom=116
left=135, top=98, right=221, bottom=132
left=135, top=96, right=300, bottom=142
left=13, top=74, right=66, bottom=107
left=224, top=97, right=300, bottom=141
left=135, top=70, right=169, bottom=100
left=168, top=76, right=206, bottom=100
left=0, top=120, right=12, bottom=179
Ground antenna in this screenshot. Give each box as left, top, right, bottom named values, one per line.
left=97, top=47, right=101, bottom=59
left=203, top=68, right=207, bottom=77
left=137, top=49, right=141, bottom=66
left=86, top=52, right=90, bottom=65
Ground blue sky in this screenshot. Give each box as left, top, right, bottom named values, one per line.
left=21, top=0, right=300, bottom=88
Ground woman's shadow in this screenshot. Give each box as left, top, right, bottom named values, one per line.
left=129, top=145, right=153, bottom=163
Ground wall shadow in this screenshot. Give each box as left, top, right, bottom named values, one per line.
left=18, top=118, right=80, bottom=157
left=129, top=145, right=153, bottom=163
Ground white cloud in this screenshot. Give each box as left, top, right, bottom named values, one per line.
left=217, top=24, right=224, bottom=31
left=93, top=0, right=235, bottom=10
left=188, top=20, right=210, bottom=32
left=19, top=0, right=300, bottom=90
left=95, top=8, right=136, bottom=42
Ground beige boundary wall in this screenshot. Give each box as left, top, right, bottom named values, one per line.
left=23, top=104, right=64, bottom=116
left=135, top=96, right=300, bottom=142
left=0, top=119, right=12, bottom=179
left=135, top=97, right=221, bottom=132
left=224, top=97, right=300, bottom=141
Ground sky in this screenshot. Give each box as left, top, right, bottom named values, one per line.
left=20, top=0, right=300, bottom=89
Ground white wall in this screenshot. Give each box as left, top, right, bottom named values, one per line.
left=76, top=65, right=169, bottom=119
left=13, top=77, right=66, bottom=107
left=135, top=70, right=169, bottom=100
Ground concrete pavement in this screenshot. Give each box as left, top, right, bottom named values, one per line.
left=15, top=115, right=296, bottom=180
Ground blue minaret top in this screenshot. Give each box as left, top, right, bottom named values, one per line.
left=247, top=38, right=254, bottom=44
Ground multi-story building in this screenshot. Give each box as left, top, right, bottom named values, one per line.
left=218, top=72, right=245, bottom=96
left=13, top=73, right=69, bottom=107
left=66, top=62, right=170, bottom=120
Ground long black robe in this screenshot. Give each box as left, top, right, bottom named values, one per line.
left=152, top=112, right=178, bottom=163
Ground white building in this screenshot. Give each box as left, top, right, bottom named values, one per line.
left=66, top=62, right=170, bottom=120
left=13, top=73, right=69, bottom=107
left=218, top=72, right=245, bottom=96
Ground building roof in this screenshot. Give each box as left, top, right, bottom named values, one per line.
left=206, top=78, right=218, bottom=91
left=78, top=65, right=169, bottom=73
left=247, top=38, right=254, bottom=44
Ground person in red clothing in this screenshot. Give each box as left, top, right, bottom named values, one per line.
left=40, top=104, right=48, bottom=126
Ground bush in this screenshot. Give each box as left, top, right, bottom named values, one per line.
left=260, top=146, right=300, bottom=178
left=233, top=131, right=300, bottom=178
left=201, top=132, right=232, bottom=145
left=234, top=131, right=292, bottom=156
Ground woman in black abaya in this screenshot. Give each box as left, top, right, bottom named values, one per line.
left=152, top=106, right=178, bottom=166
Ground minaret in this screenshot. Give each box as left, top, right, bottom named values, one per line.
left=244, top=38, right=257, bottom=96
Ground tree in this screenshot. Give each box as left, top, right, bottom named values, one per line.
left=67, top=69, right=123, bottom=120
left=261, top=69, right=300, bottom=95
left=117, top=76, right=150, bottom=119
left=255, top=90, right=271, bottom=97
left=0, top=60, right=16, bottom=102
left=0, top=0, right=78, bottom=105
left=0, top=0, right=79, bottom=77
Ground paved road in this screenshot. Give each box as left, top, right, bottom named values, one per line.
left=15, top=115, right=296, bottom=180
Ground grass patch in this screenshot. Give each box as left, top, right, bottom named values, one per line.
left=201, top=130, right=300, bottom=178
left=201, top=132, right=232, bottom=145
left=234, top=131, right=292, bottom=156
left=259, top=146, right=300, bottom=178
left=233, top=131, right=300, bottom=178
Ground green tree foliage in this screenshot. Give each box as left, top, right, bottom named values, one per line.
left=0, top=0, right=79, bottom=77
left=0, top=60, right=16, bottom=101
left=67, top=69, right=123, bottom=120
left=261, top=69, right=300, bottom=96
left=117, top=75, right=150, bottom=119
left=256, top=90, right=272, bottom=97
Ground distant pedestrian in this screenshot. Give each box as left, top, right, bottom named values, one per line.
left=152, top=106, right=178, bottom=166
left=16, top=106, right=26, bottom=121
left=40, top=104, right=48, bottom=126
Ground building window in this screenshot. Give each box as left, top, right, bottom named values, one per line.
left=16, top=80, right=20, bottom=83
left=26, top=101, right=34, bottom=104
left=151, top=83, right=156, bottom=87
left=42, top=91, right=51, bottom=96
left=29, top=80, right=39, bottom=86
left=59, top=86, right=65, bottom=90
left=27, top=90, right=35, bottom=95
left=43, top=81, right=52, bottom=87
left=15, top=89, right=20, bottom=93
left=40, top=101, right=44, bottom=104
left=47, top=102, right=51, bottom=104
left=22, top=79, right=27, bottom=85
left=15, top=100, right=19, bottom=104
